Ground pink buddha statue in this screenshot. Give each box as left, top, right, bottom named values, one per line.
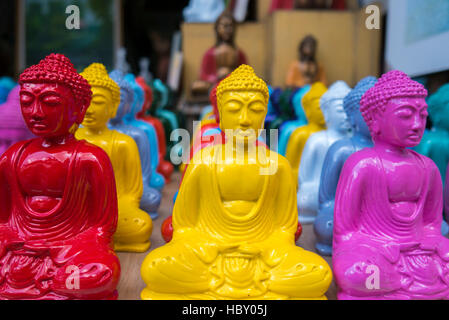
left=333, top=70, right=449, bottom=300
left=0, top=54, right=120, bottom=300
left=0, top=86, right=34, bottom=156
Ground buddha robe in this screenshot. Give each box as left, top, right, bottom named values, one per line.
left=200, top=47, right=248, bottom=85
left=334, top=148, right=449, bottom=300
left=141, top=144, right=331, bottom=300
left=76, top=129, right=153, bottom=252
left=0, top=139, right=120, bottom=300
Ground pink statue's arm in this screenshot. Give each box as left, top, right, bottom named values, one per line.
left=333, top=152, right=368, bottom=243
left=423, top=159, right=449, bottom=260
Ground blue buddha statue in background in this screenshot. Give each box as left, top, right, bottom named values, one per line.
left=415, top=83, right=449, bottom=235
left=314, top=76, right=377, bottom=255
left=278, top=85, right=311, bottom=155
left=124, top=73, right=165, bottom=191
left=109, top=70, right=162, bottom=219
left=298, top=81, right=352, bottom=224
left=0, top=77, right=16, bottom=104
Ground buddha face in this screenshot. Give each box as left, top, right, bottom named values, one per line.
left=352, top=107, right=371, bottom=137
left=82, top=86, right=114, bottom=130
left=304, top=97, right=326, bottom=126
left=374, top=97, right=428, bottom=148
left=20, top=82, right=79, bottom=137
left=324, top=99, right=351, bottom=133
left=113, top=89, right=132, bottom=121
left=216, top=15, right=234, bottom=43
left=219, top=90, right=267, bottom=143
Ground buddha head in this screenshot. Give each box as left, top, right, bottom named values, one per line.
left=320, top=81, right=351, bottom=133
left=80, top=63, right=120, bottom=131
left=217, top=65, right=269, bottom=143
left=302, top=82, right=327, bottom=126
left=360, top=70, right=428, bottom=148
left=109, top=70, right=134, bottom=122
left=343, top=76, right=377, bottom=138
left=427, top=83, right=449, bottom=131
left=215, top=10, right=236, bottom=46
left=19, top=53, right=92, bottom=138
left=124, top=73, right=145, bottom=118
left=298, top=35, right=317, bottom=62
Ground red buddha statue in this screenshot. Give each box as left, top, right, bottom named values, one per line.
left=136, top=76, right=173, bottom=182
left=191, top=10, right=248, bottom=95
left=0, top=54, right=120, bottom=300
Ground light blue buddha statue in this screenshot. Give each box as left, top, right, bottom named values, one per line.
left=298, top=81, right=352, bottom=224
left=183, top=0, right=225, bottom=23
left=124, top=73, right=165, bottom=191
left=314, top=76, right=377, bottom=255
left=0, top=77, right=16, bottom=104
left=278, top=85, right=311, bottom=155
left=109, top=70, right=162, bottom=219
left=415, top=83, right=449, bottom=235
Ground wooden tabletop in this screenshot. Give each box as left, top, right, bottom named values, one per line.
left=117, top=171, right=337, bottom=300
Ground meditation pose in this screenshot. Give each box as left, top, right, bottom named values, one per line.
left=285, top=82, right=327, bottom=182
left=314, top=77, right=376, bottom=255
left=285, top=35, right=326, bottom=88
left=333, top=70, right=449, bottom=300
left=0, top=86, right=34, bottom=155
left=141, top=65, right=331, bottom=300
left=191, top=11, right=248, bottom=95
left=76, top=63, right=153, bottom=253
left=0, top=54, right=120, bottom=299
left=124, top=73, right=165, bottom=191
left=297, top=81, right=351, bottom=224
left=109, top=70, right=162, bottom=219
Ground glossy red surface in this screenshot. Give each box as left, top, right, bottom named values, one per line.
left=0, top=54, right=120, bottom=300
left=161, top=216, right=173, bottom=243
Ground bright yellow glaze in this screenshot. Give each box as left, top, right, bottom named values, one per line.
left=285, top=82, right=327, bottom=185
left=141, top=65, right=331, bottom=300
left=76, top=63, right=152, bottom=253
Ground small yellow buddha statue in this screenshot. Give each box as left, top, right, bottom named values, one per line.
left=140, top=65, right=331, bottom=300
left=75, top=63, right=153, bottom=253
left=285, top=82, right=327, bottom=183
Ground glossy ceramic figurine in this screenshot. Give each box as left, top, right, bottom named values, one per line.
left=298, top=81, right=351, bottom=224
left=141, top=65, right=331, bottom=300
left=333, top=70, right=449, bottom=300
left=285, top=82, right=327, bottom=184
left=0, top=86, right=34, bottom=156
left=124, top=73, right=165, bottom=191
left=76, top=63, right=153, bottom=253
left=415, top=83, right=449, bottom=234
left=285, top=35, right=326, bottom=88
left=314, top=77, right=377, bottom=255
left=278, top=85, right=311, bottom=156
left=109, top=70, right=162, bottom=219
left=191, top=11, right=248, bottom=95
left=136, top=76, right=174, bottom=182
left=0, top=54, right=120, bottom=299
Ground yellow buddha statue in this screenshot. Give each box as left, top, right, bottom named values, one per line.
left=285, top=82, right=327, bottom=183
left=76, top=63, right=153, bottom=252
left=140, top=65, right=331, bottom=300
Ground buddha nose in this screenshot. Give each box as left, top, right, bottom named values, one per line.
left=31, top=101, right=45, bottom=120
left=239, top=109, right=251, bottom=127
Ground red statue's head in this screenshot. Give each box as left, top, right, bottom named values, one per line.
left=18, top=53, right=92, bottom=137
left=136, top=76, right=153, bottom=114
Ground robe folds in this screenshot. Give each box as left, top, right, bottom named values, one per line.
left=0, top=139, right=120, bottom=300
left=333, top=148, right=449, bottom=299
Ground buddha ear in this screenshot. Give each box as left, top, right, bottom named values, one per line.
left=76, top=98, right=89, bottom=124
